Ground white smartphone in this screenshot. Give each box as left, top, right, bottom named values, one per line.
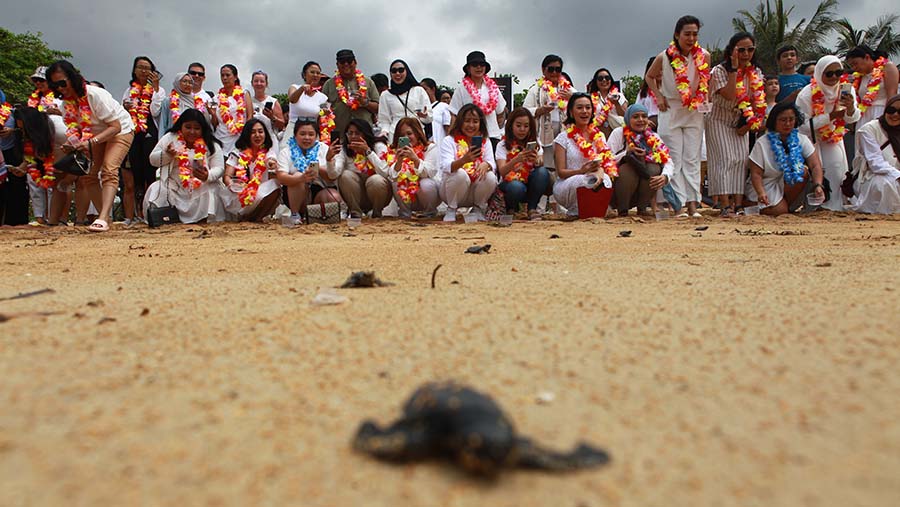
left=525, top=141, right=538, bottom=151
left=840, top=83, right=852, bottom=96
left=307, top=162, right=320, bottom=173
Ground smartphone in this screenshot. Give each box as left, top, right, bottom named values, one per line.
left=839, top=83, right=852, bottom=96
left=471, top=136, right=483, bottom=148
left=264, top=101, right=274, bottom=111
left=398, top=136, right=411, bottom=148
left=307, top=162, right=320, bottom=174
left=526, top=141, right=538, bottom=151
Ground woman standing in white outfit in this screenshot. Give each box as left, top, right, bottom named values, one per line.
left=287, top=62, right=331, bottom=140
left=796, top=55, right=860, bottom=211
left=645, top=15, right=711, bottom=218
left=378, top=59, right=432, bottom=143
left=210, top=64, right=253, bottom=156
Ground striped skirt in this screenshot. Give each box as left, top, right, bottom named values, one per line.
left=705, top=117, right=749, bottom=195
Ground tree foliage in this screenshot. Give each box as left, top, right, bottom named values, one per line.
left=732, top=0, right=839, bottom=74
left=833, top=15, right=900, bottom=58
left=620, top=74, right=643, bottom=105
left=0, top=28, right=72, bottom=104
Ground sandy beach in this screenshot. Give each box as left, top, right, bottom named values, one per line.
left=1, top=212, right=899, bottom=507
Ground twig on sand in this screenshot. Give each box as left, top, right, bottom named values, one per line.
left=431, top=264, right=442, bottom=289
left=0, top=311, right=63, bottom=323
left=0, top=288, right=55, bottom=302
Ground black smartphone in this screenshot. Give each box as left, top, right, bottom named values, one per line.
left=471, top=136, right=483, bottom=148
left=264, top=101, right=274, bottom=111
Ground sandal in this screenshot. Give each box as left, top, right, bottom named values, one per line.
left=719, top=206, right=734, bottom=218
left=88, top=219, right=109, bottom=232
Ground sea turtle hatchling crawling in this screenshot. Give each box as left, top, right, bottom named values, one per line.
left=340, top=271, right=394, bottom=288
left=353, top=381, right=610, bottom=476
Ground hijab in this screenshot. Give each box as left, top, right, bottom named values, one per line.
left=879, top=94, right=900, bottom=159
left=625, top=103, right=648, bottom=126
left=388, top=59, right=419, bottom=96
left=813, top=55, right=843, bottom=103
left=172, top=72, right=196, bottom=110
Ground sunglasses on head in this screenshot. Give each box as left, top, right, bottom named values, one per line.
left=545, top=66, right=562, bottom=73
left=885, top=106, right=900, bottom=115
left=390, top=67, right=406, bottom=74
left=823, top=70, right=846, bottom=79
left=736, top=47, right=756, bottom=53
left=188, top=70, right=205, bottom=77
left=596, top=75, right=612, bottom=81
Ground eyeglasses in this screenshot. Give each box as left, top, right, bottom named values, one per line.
left=188, top=70, right=205, bottom=77
left=390, top=67, right=406, bottom=74
left=337, top=59, right=355, bottom=65
left=823, top=70, right=846, bottom=79
left=545, top=66, right=562, bottom=73
left=470, top=63, right=487, bottom=68
left=885, top=106, right=900, bottom=115
left=777, top=116, right=797, bottom=123
left=596, top=75, right=612, bottom=82
left=736, top=47, right=756, bottom=54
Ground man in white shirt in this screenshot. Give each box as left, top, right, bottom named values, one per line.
left=431, top=89, right=453, bottom=148
left=187, top=62, right=215, bottom=103
left=450, top=51, right=507, bottom=150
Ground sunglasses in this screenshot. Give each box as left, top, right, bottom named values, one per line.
left=736, top=47, right=756, bottom=53
left=823, top=70, right=846, bottom=79
left=337, top=59, right=355, bottom=65
left=596, top=75, right=612, bottom=81
left=885, top=106, right=900, bottom=115
left=188, top=70, right=205, bottom=77
left=390, top=67, right=406, bottom=74
left=49, top=79, right=69, bottom=89
left=545, top=66, right=562, bottom=73
left=31, top=78, right=46, bottom=83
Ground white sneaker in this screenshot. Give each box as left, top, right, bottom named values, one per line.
left=470, top=207, right=486, bottom=222
left=443, top=208, right=458, bottom=222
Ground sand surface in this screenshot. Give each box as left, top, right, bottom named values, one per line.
left=1, top=213, right=899, bottom=507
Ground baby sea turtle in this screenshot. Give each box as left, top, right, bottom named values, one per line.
left=353, top=381, right=610, bottom=477
left=340, top=271, right=394, bottom=288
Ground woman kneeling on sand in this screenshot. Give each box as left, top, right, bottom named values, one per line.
left=222, top=118, right=281, bottom=221
left=144, top=108, right=227, bottom=223
left=746, top=101, right=825, bottom=216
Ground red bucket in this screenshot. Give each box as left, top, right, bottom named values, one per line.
left=576, top=185, right=613, bottom=219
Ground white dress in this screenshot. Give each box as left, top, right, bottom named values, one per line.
left=552, top=130, right=612, bottom=215
left=796, top=85, right=861, bottom=210
left=848, top=119, right=900, bottom=214
left=222, top=148, right=280, bottom=218
left=745, top=133, right=816, bottom=208
left=144, top=132, right=228, bottom=223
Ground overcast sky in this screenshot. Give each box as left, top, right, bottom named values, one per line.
left=3, top=0, right=894, bottom=99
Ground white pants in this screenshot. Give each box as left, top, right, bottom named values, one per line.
left=659, top=105, right=703, bottom=204
left=394, top=177, right=440, bottom=216
left=553, top=174, right=593, bottom=216
left=27, top=174, right=51, bottom=218
left=439, top=170, right=498, bottom=209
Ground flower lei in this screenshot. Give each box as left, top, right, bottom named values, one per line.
left=666, top=41, right=710, bottom=110
left=462, top=76, right=500, bottom=114
left=319, top=108, right=336, bottom=144
left=333, top=70, right=368, bottom=111
left=128, top=82, right=154, bottom=133
left=63, top=88, right=94, bottom=141
left=853, top=57, right=887, bottom=114
left=537, top=76, right=571, bottom=110
left=381, top=144, right=425, bottom=203
left=454, top=135, right=487, bottom=181
left=23, top=140, right=56, bottom=189
left=169, top=89, right=205, bottom=124
left=173, top=133, right=207, bottom=190
left=218, top=86, right=247, bottom=135
left=0, top=102, right=11, bottom=126
left=27, top=90, right=56, bottom=111
left=234, top=148, right=268, bottom=207
left=502, top=139, right=535, bottom=183
left=591, top=87, right=619, bottom=128
left=566, top=124, right=617, bottom=177
left=288, top=137, right=319, bottom=174
left=735, top=65, right=767, bottom=130
left=623, top=127, right=671, bottom=165
left=810, top=76, right=848, bottom=144
left=767, top=129, right=805, bottom=185
left=353, top=153, right=375, bottom=176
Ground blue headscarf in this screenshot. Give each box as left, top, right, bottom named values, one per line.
left=625, top=103, right=648, bottom=124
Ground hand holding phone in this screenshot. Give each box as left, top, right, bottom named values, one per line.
left=398, top=136, right=411, bottom=148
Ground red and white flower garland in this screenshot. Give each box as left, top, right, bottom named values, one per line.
left=128, top=82, right=154, bottom=133
left=853, top=56, right=888, bottom=114
left=381, top=144, right=425, bottom=203
left=169, top=89, right=205, bottom=124
left=334, top=70, right=368, bottom=111
left=502, top=139, right=535, bottom=183
left=173, top=133, right=207, bottom=190
left=666, top=41, right=710, bottom=111
left=566, top=124, right=617, bottom=177
left=234, top=148, right=268, bottom=207
left=62, top=87, right=94, bottom=142
left=462, top=76, right=500, bottom=114
left=735, top=65, right=767, bottom=131
left=27, top=90, right=56, bottom=111
left=810, top=76, right=849, bottom=144
left=454, top=135, right=487, bottom=181
left=622, top=127, right=671, bottom=165
left=217, top=86, right=247, bottom=135
left=23, top=140, right=56, bottom=189
left=537, top=76, right=571, bottom=110
left=591, top=87, right=619, bottom=128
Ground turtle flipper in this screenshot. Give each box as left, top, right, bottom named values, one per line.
left=353, top=419, right=436, bottom=462
left=511, top=438, right=610, bottom=471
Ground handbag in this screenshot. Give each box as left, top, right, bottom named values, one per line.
left=53, top=151, right=92, bottom=176
left=147, top=165, right=180, bottom=228
left=306, top=201, right=345, bottom=224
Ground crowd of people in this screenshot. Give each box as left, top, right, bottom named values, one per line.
left=1, top=14, right=899, bottom=231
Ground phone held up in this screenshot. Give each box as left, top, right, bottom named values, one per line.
left=471, top=136, right=483, bottom=149
left=398, top=136, right=411, bottom=148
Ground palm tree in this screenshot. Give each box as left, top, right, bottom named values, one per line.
left=833, top=15, right=900, bottom=58
left=732, top=0, right=839, bottom=74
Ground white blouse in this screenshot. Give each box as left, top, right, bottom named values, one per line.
left=83, top=85, right=134, bottom=136
left=449, top=80, right=508, bottom=138
left=377, top=86, right=433, bottom=141
left=439, top=135, right=497, bottom=175
left=288, top=88, right=329, bottom=122
left=276, top=141, right=327, bottom=175
left=326, top=142, right=390, bottom=179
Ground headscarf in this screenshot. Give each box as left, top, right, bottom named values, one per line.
left=625, top=103, right=648, bottom=125
left=813, top=55, right=843, bottom=103
left=172, top=72, right=196, bottom=110
left=388, top=59, right=419, bottom=96
left=879, top=94, right=900, bottom=159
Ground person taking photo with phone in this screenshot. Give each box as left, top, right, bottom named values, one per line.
left=121, top=56, right=165, bottom=224
left=250, top=70, right=286, bottom=135
left=496, top=107, right=549, bottom=219
left=381, top=117, right=440, bottom=218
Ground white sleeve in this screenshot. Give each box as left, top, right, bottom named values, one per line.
left=421, top=143, right=440, bottom=179
left=121, top=87, right=131, bottom=103
left=328, top=150, right=346, bottom=179
left=277, top=144, right=292, bottom=174
left=440, top=136, right=456, bottom=174
left=150, top=87, right=166, bottom=119
left=523, top=85, right=540, bottom=114
left=149, top=133, right=172, bottom=167
left=377, top=94, right=392, bottom=134
left=497, top=87, right=508, bottom=113
left=449, top=88, right=465, bottom=115
left=413, top=87, right=432, bottom=124
left=796, top=87, right=831, bottom=133
left=483, top=140, right=496, bottom=171
left=369, top=143, right=391, bottom=179
left=495, top=141, right=508, bottom=161
left=207, top=148, right=225, bottom=181
left=860, top=127, right=900, bottom=177
left=607, top=128, right=626, bottom=161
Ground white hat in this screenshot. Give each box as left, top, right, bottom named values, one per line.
left=31, top=66, right=48, bottom=80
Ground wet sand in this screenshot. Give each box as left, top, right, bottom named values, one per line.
left=1, top=213, right=899, bottom=506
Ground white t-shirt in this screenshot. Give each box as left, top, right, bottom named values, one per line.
left=277, top=140, right=327, bottom=175
left=449, top=79, right=508, bottom=139
left=289, top=87, right=329, bottom=122
left=553, top=130, right=596, bottom=178
left=495, top=140, right=544, bottom=161
left=431, top=102, right=452, bottom=146
left=439, top=135, right=497, bottom=175
left=83, top=85, right=134, bottom=136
